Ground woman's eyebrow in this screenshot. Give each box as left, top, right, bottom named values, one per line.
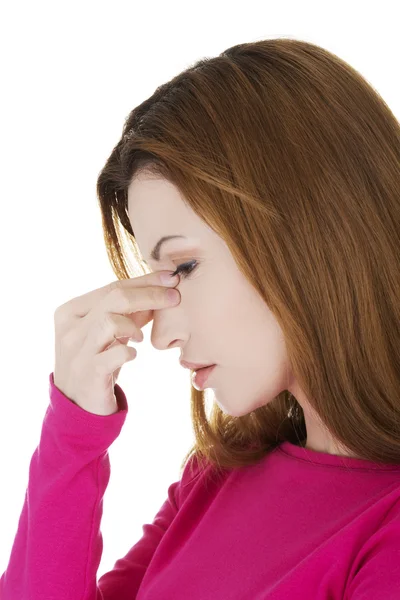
left=142, top=235, right=187, bottom=266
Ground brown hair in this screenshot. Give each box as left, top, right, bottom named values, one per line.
left=96, top=37, right=400, bottom=479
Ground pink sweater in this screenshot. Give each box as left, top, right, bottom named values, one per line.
left=1, top=373, right=400, bottom=599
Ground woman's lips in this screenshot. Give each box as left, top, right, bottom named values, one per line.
left=191, top=364, right=216, bottom=390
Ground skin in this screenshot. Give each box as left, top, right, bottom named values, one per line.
left=128, top=173, right=358, bottom=458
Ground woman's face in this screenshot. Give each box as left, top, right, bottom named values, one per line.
left=127, top=173, right=358, bottom=457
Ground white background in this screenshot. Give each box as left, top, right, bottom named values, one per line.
left=0, top=0, right=398, bottom=581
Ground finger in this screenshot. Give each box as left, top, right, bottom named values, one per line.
left=94, top=342, right=137, bottom=379
left=101, top=285, right=180, bottom=317
left=57, top=270, right=179, bottom=320
left=86, top=313, right=144, bottom=356
left=83, top=286, right=180, bottom=356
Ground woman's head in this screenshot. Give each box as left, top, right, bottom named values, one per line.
left=96, top=37, right=400, bottom=476
left=127, top=174, right=293, bottom=418
left=128, top=173, right=353, bottom=463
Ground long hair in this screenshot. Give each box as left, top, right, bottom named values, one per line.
left=96, top=37, right=400, bottom=479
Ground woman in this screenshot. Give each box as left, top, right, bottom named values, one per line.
left=2, top=37, right=400, bottom=599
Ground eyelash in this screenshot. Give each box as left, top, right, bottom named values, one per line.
left=171, top=260, right=198, bottom=279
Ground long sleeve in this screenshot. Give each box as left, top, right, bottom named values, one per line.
left=7, top=372, right=399, bottom=600
left=95, top=477, right=181, bottom=599
left=0, top=372, right=133, bottom=599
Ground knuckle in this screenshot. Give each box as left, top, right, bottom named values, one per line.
left=54, top=304, right=67, bottom=324
left=107, top=279, right=123, bottom=293
left=101, top=312, right=115, bottom=333
left=147, top=287, right=159, bottom=304
left=108, top=286, right=122, bottom=301
left=62, top=328, right=78, bottom=349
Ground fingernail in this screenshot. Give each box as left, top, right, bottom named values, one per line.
left=167, top=288, right=179, bottom=302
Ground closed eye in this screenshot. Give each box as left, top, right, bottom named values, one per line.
left=171, top=260, right=198, bottom=279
